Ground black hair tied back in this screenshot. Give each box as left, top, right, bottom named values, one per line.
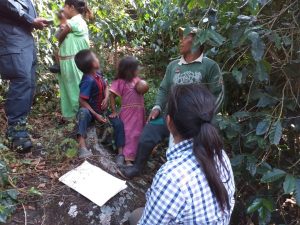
left=167, top=84, right=230, bottom=211
left=65, top=0, right=93, bottom=20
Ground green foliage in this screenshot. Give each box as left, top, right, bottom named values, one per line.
left=0, top=0, right=298, bottom=223
left=60, top=138, right=78, bottom=158
left=0, top=159, right=18, bottom=223
left=0, top=189, right=18, bottom=223
left=28, top=187, right=43, bottom=196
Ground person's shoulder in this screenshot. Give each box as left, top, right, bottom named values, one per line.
left=80, top=74, right=94, bottom=83
left=167, top=58, right=181, bottom=68
left=202, top=56, right=218, bottom=66
left=97, top=71, right=106, bottom=79
left=159, top=155, right=200, bottom=185
left=112, top=78, right=125, bottom=85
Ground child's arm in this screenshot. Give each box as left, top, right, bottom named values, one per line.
left=101, top=85, right=110, bottom=110
left=56, top=23, right=71, bottom=44
left=109, top=92, right=118, bottom=118
left=79, top=97, right=107, bottom=123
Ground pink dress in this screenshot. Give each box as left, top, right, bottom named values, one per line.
left=110, top=77, right=145, bottom=161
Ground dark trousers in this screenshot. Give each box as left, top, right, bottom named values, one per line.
left=129, top=207, right=144, bottom=225
left=77, top=108, right=125, bottom=148
left=134, top=122, right=169, bottom=169
left=0, top=45, right=36, bottom=129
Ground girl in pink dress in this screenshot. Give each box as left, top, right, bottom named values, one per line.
left=109, top=57, right=146, bottom=165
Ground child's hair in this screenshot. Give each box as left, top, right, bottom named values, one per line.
left=115, top=56, right=139, bottom=82
left=167, top=84, right=230, bottom=211
left=64, top=0, right=93, bottom=20
left=75, top=49, right=95, bottom=74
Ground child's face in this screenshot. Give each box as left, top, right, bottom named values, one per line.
left=91, top=53, right=100, bottom=71
left=58, top=12, right=67, bottom=23
left=133, top=69, right=139, bottom=77
left=63, top=4, right=74, bottom=19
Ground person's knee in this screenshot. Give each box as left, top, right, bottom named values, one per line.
left=111, top=118, right=124, bottom=130
left=77, top=108, right=91, bottom=121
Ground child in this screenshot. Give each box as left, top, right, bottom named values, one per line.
left=49, top=9, right=67, bottom=74
left=74, top=49, right=125, bottom=158
left=56, top=0, right=92, bottom=120
left=110, top=57, right=146, bottom=165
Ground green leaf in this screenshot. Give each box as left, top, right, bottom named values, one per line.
left=295, top=179, right=300, bottom=206
left=269, top=120, right=283, bottom=145
left=0, top=160, right=9, bottom=187
left=283, top=175, right=296, bottom=194
left=207, top=29, right=226, bottom=46
left=261, top=168, right=286, bottom=183
left=231, top=154, right=245, bottom=167
left=232, top=68, right=243, bottom=84
left=6, top=189, right=18, bottom=200
left=233, top=111, right=250, bottom=118
left=246, top=156, right=257, bottom=176
left=258, top=206, right=271, bottom=224
left=262, top=198, right=274, bottom=211
left=65, top=148, right=78, bottom=158
left=28, top=187, right=42, bottom=196
left=255, top=61, right=269, bottom=81
left=247, top=198, right=263, bottom=213
left=256, top=95, right=273, bottom=108
left=256, top=119, right=271, bottom=135
left=248, top=31, right=265, bottom=62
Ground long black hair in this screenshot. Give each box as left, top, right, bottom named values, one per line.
left=65, top=0, right=93, bottom=20
left=167, top=84, right=230, bottom=210
left=115, top=56, right=139, bottom=82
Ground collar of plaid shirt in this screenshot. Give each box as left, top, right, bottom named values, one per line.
left=166, top=139, right=193, bottom=161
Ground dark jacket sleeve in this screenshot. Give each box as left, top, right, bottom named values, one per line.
left=0, top=0, right=34, bottom=26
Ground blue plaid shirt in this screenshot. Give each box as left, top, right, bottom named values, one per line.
left=138, top=139, right=235, bottom=225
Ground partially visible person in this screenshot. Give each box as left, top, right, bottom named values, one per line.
left=118, top=27, right=224, bottom=179
left=109, top=57, right=146, bottom=166
left=0, top=0, right=49, bottom=152
left=49, top=9, right=67, bottom=74
left=57, top=0, right=92, bottom=120
left=129, top=84, right=235, bottom=225
left=74, top=49, right=125, bottom=158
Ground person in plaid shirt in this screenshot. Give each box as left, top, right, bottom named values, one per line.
left=128, top=84, right=235, bottom=225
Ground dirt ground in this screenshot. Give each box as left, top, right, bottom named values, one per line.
left=0, top=107, right=166, bottom=225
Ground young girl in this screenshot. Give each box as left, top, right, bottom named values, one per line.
left=56, top=0, right=92, bottom=119
left=109, top=57, right=146, bottom=165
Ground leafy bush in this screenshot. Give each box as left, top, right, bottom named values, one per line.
left=0, top=0, right=299, bottom=224
left=0, top=160, right=18, bottom=223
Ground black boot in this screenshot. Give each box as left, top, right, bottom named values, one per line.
left=118, top=142, right=153, bottom=179
left=11, top=137, right=33, bottom=153
left=7, top=122, right=33, bottom=153
left=117, top=123, right=169, bottom=179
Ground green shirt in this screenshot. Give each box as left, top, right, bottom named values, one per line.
left=154, top=55, right=224, bottom=112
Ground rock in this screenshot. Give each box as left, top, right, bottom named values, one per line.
left=39, top=125, right=154, bottom=225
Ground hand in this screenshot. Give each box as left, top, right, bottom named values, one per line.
left=32, top=17, right=49, bottom=30
left=101, top=97, right=109, bottom=110
left=147, top=108, right=160, bottom=123
left=109, top=112, right=119, bottom=118
left=60, top=23, right=68, bottom=29
left=94, top=114, right=107, bottom=123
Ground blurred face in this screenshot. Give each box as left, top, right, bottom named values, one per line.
left=58, top=12, right=67, bottom=24
left=179, top=34, right=194, bottom=55
left=63, top=4, right=74, bottom=19
left=91, top=53, right=100, bottom=71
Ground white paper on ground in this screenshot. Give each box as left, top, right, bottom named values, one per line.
left=59, top=161, right=127, bottom=207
